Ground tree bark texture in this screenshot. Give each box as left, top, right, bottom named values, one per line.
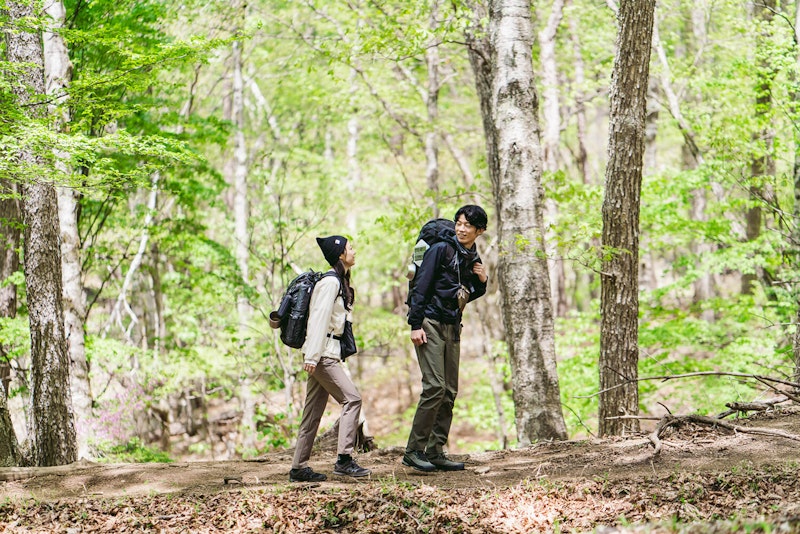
left=6, top=0, right=77, bottom=466
left=468, top=0, right=567, bottom=444
left=599, top=0, right=655, bottom=437
left=742, top=0, right=776, bottom=295
left=44, top=0, right=92, bottom=460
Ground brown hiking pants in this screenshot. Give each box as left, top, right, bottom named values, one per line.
left=292, top=357, right=362, bottom=469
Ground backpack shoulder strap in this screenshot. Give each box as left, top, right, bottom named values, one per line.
left=320, top=270, right=348, bottom=304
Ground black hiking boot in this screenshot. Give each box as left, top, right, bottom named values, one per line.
left=402, top=450, right=436, bottom=472
left=289, top=466, right=327, bottom=482
left=333, top=458, right=371, bottom=477
left=426, top=452, right=465, bottom=471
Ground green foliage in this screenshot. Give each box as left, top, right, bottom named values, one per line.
left=98, top=437, right=173, bottom=463
left=556, top=311, right=601, bottom=437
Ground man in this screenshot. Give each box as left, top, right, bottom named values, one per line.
left=403, top=205, right=488, bottom=472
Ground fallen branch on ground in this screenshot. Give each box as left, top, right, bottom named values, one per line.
left=648, top=413, right=800, bottom=458
left=579, top=371, right=800, bottom=399
left=717, top=397, right=790, bottom=419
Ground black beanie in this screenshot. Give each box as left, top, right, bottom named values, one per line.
left=316, top=235, right=347, bottom=266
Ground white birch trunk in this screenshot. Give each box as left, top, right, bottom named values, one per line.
left=425, top=0, right=441, bottom=218
left=346, top=67, right=360, bottom=234
left=538, top=0, right=567, bottom=318
left=538, top=0, right=564, bottom=175
left=44, top=0, right=92, bottom=461
left=232, top=40, right=250, bottom=330
left=7, top=0, right=76, bottom=466
left=468, top=0, right=567, bottom=443
left=231, top=35, right=256, bottom=456
left=104, top=173, right=159, bottom=342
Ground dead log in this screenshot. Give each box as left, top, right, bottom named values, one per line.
left=314, top=419, right=376, bottom=453
left=0, top=458, right=98, bottom=482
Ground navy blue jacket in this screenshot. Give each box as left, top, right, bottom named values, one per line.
left=407, top=239, right=486, bottom=330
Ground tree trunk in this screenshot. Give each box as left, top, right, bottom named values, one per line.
left=538, top=0, right=567, bottom=318
left=0, top=181, right=20, bottom=325
left=598, top=0, right=655, bottom=437
left=0, top=179, right=20, bottom=465
left=793, top=0, right=800, bottom=391
left=231, top=25, right=256, bottom=455
left=0, top=385, right=19, bottom=466
left=682, top=4, right=715, bottom=321
left=466, top=0, right=567, bottom=444
left=566, top=0, right=589, bottom=184
left=7, top=0, right=77, bottom=465
left=0, top=179, right=21, bottom=400
left=643, top=76, right=659, bottom=172
left=44, top=0, right=92, bottom=460
left=742, top=0, right=776, bottom=295
left=104, top=173, right=159, bottom=342
left=538, top=0, right=564, bottom=174
left=424, top=0, right=441, bottom=218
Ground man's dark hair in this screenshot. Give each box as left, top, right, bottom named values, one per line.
left=454, top=205, right=488, bottom=230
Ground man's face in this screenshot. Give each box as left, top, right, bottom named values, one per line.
left=455, top=214, right=484, bottom=248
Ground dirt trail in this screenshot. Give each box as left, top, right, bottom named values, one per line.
left=2, top=409, right=800, bottom=532
left=3, top=408, right=800, bottom=500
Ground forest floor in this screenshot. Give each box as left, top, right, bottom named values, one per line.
left=2, top=407, right=800, bottom=533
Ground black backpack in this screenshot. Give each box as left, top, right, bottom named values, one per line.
left=405, top=218, right=456, bottom=305
left=269, top=271, right=337, bottom=349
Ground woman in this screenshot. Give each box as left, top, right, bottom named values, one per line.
left=289, top=235, right=371, bottom=482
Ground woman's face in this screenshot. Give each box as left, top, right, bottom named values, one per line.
left=339, top=241, right=356, bottom=269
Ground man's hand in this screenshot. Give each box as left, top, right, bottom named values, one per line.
left=411, top=328, right=427, bottom=346
left=303, top=362, right=316, bottom=374
left=473, top=262, right=487, bottom=283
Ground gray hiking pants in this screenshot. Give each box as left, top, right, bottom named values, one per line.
left=406, top=318, right=460, bottom=454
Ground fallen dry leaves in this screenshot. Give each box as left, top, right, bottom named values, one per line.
left=2, top=463, right=800, bottom=533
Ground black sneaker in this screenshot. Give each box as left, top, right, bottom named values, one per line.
left=333, top=458, right=371, bottom=477
left=426, top=452, right=465, bottom=471
left=289, top=467, right=327, bottom=482
left=402, top=450, right=435, bottom=472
